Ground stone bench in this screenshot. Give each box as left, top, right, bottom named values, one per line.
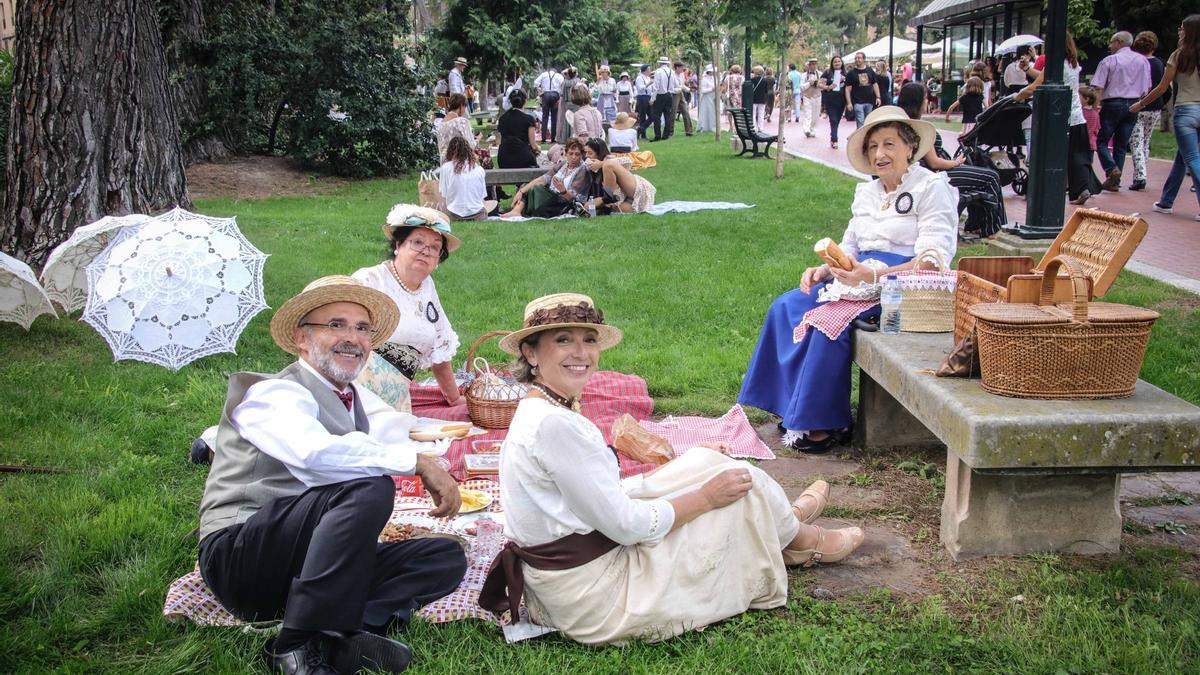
left=483, top=167, right=546, bottom=187
left=853, top=331, right=1200, bottom=560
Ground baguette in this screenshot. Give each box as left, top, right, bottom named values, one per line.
left=813, top=237, right=854, bottom=271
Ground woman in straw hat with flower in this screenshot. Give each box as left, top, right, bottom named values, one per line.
left=739, top=106, right=958, bottom=453
left=479, top=293, right=864, bottom=645
left=352, top=204, right=464, bottom=413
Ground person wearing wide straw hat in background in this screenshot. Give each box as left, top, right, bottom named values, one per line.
left=197, top=275, right=467, bottom=674
left=616, top=71, right=633, bottom=114
left=478, top=293, right=864, bottom=645
left=352, top=204, right=465, bottom=414
left=739, top=106, right=958, bottom=453
left=696, top=64, right=718, bottom=133
left=606, top=112, right=657, bottom=170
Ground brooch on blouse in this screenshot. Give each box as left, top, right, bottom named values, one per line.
left=895, top=192, right=914, bottom=214
left=425, top=301, right=439, bottom=324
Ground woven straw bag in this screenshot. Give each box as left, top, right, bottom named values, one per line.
left=969, top=256, right=1160, bottom=400
left=897, top=249, right=956, bottom=333
left=463, top=331, right=525, bottom=428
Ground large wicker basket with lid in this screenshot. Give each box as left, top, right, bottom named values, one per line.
left=953, top=208, right=1147, bottom=344
left=968, top=255, right=1159, bottom=399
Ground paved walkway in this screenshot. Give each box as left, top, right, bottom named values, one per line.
left=736, top=112, right=1200, bottom=293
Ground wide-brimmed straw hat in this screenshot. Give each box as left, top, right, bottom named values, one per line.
left=498, top=293, right=623, bottom=355
left=453, top=56, right=468, bottom=67
left=612, top=112, right=637, bottom=130
left=599, top=64, right=611, bottom=72
left=270, top=276, right=400, bottom=356
left=844, top=106, right=937, bottom=175
left=381, top=203, right=462, bottom=252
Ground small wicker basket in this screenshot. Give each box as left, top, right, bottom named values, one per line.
left=463, top=330, right=525, bottom=429
left=897, top=249, right=956, bottom=333
left=969, top=256, right=1160, bottom=400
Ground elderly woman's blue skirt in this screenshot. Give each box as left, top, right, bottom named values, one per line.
left=738, top=251, right=912, bottom=433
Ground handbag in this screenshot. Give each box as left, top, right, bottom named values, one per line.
left=417, top=170, right=445, bottom=212
left=843, top=107, right=855, bottom=121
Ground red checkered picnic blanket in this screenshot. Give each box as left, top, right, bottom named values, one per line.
left=163, top=479, right=515, bottom=628
left=639, top=405, right=775, bottom=460
left=411, top=370, right=659, bottom=479
left=793, top=299, right=878, bottom=343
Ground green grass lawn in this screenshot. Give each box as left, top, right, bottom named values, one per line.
left=1, top=138, right=1198, bottom=672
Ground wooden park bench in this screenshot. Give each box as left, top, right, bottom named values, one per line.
left=729, top=108, right=777, bottom=159
left=852, top=331, right=1200, bottom=560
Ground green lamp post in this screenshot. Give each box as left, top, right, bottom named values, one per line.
left=1016, top=0, right=1069, bottom=239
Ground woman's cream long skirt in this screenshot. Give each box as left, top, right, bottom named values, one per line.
left=523, top=447, right=799, bottom=645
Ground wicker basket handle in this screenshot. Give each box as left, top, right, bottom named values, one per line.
left=466, top=330, right=513, bottom=375
left=1038, top=255, right=1090, bottom=323
left=913, top=248, right=949, bottom=272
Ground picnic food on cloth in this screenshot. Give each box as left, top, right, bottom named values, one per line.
left=895, top=249, right=957, bottom=333
left=458, top=487, right=493, bottom=513
left=410, top=421, right=473, bottom=441
left=969, top=256, right=1160, bottom=399
left=813, top=237, right=854, bottom=271
left=611, top=413, right=674, bottom=465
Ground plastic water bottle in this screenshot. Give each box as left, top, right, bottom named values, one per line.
left=587, top=200, right=597, bottom=218
left=880, top=274, right=902, bottom=335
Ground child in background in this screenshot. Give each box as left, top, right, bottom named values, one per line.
left=945, top=76, right=985, bottom=134
left=1080, top=86, right=1100, bottom=153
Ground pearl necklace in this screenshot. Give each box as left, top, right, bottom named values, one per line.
left=529, top=382, right=581, bottom=412
left=388, top=261, right=421, bottom=294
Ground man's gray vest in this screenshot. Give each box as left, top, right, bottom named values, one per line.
left=198, top=361, right=370, bottom=540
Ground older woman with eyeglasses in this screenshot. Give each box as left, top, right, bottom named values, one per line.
left=352, top=204, right=465, bottom=412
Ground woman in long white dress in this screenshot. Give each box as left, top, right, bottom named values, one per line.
left=479, top=293, right=865, bottom=645
left=696, top=64, right=717, bottom=133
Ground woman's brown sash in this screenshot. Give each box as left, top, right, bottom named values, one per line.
left=478, top=530, right=619, bottom=618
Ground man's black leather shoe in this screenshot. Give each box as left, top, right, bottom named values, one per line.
left=264, top=639, right=337, bottom=675
left=325, top=631, right=412, bottom=674
left=189, top=438, right=212, bottom=465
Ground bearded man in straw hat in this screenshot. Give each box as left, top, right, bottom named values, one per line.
left=197, top=276, right=466, bottom=675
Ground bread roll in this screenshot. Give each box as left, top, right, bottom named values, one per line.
left=814, top=237, right=854, bottom=271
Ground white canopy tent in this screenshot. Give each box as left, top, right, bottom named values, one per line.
left=845, top=36, right=941, bottom=61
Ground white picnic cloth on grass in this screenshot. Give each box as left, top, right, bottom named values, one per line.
left=491, top=201, right=753, bottom=221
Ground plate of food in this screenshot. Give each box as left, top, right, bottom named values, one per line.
left=409, top=421, right=475, bottom=442
left=458, top=487, right=494, bottom=514
left=379, top=515, right=440, bottom=542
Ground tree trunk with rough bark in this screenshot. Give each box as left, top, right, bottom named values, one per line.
left=162, top=0, right=230, bottom=164
left=2, top=0, right=190, bottom=268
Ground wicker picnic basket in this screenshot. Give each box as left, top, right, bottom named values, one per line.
left=969, top=256, right=1160, bottom=400
left=953, top=208, right=1147, bottom=344
left=463, top=330, right=525, bottom=429
left=897, top=249, right=956, bottom=333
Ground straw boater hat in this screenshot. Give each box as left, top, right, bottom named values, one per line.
left=381, top=203, right=462, bottom=253
left=611, top=112, right=637, bottom=130
left=270, top=276, right=400, bottom=356
left=498, top=293, right=623, bottom=355
left=844, top=106, right=937, bottom=175
left=454, top=56, right=467, bottom=67
left=657, top=56, right=671, bottom=65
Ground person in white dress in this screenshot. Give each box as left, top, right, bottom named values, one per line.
left=696, top=64, right=717, bottom=132
left=478, top=293, right=865, bottom=645
left=351, top=205, right=464, bottom=413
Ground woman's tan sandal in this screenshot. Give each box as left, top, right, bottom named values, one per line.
left=782, top=526, right=865, bottom=567
left=791, top=480, right=830, bottom=524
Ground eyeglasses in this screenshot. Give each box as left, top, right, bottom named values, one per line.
left=300, top=320, right=378, bottom=337
left=404, top=239, right=443, bottom=256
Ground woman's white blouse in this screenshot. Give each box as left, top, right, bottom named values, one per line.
left=352, top=262, right=460, bottom=367
left=500, top=398, right=675, bottom=548
left=841, top=165, right=959, bottom=265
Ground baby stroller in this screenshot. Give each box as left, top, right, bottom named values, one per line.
left=955, top=95, right=1031, bottom=195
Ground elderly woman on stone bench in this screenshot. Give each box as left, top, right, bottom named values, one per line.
left=479, top=293, right=864, bottom=645
left=738, top=106, right=959, bottom=452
